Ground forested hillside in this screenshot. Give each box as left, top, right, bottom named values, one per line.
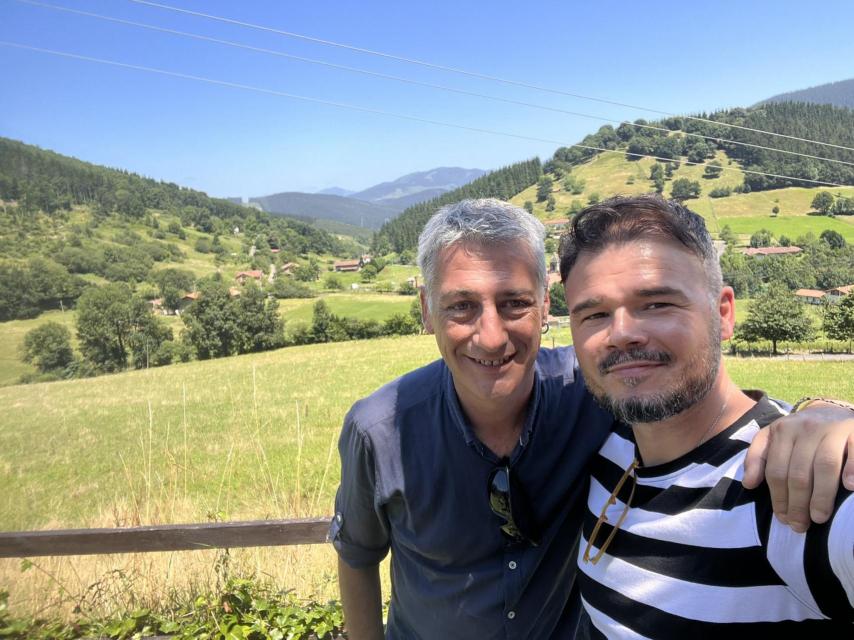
left=552, top=102, right=854, bottom=191
left=0, top=137, right=344, bottom=255
left=760, top=78, right=854, bottom=110
left=373, top=158, right=542, bottom=252
left=0, top=138, right=354, bottom=321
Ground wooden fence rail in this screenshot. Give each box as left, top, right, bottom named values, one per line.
left=0, top=517, right=331, bottom=558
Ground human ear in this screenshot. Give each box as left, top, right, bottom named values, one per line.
left=718, top=286, right=736, bottom=340
left=419, top=287, right=434, bottom=334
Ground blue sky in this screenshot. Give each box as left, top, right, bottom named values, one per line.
left=2, top=0, right=854, bottom=198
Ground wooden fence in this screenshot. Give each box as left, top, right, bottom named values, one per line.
left=0, top=517, right=331, bottom=558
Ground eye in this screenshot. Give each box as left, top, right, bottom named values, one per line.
left=645, top=302, right=673, bottom=310
left=580, top=311, right=608, bottom=322
left=446, top=301, right=473, bottom=312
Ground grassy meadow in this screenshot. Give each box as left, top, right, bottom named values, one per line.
left=1, top=331, right=852, bottom=618
left=511, top=150, right=854, bottom=242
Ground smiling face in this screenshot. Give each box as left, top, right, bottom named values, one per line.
left=564, top=238, right=735, bottom=424
left=421, top=241, right=549, bottom=417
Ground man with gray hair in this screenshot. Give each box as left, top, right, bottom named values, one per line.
left=330, top=197, right=854, bottom=639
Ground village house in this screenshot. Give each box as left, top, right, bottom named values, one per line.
left=826, top=284, right=853, bottom=301
left=235, top=270, right=264, bottom=285
left=334, top=259, right=361, bottom=272
left=794, top=288, right=827, bottom=305
left=280, top=262, right=299, bottom=275
left=176, top=291, right=200, bottom=315
left=741, top=246, right=802, bottom=258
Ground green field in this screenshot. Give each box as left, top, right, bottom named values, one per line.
left=2, top=336, right=851, bottom=531
left=509, top=149, right=854, bottom=241
left=278, top=292, right=418, bottom=325
left=714, top=214, right=854, bottom=243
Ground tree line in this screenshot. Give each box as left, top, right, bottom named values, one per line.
left=20, top=280, right=423, bottom=382
left=372, top=158, right=542, bottom=253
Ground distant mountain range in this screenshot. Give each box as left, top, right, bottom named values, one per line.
left=251, top=166, right=485, bottom=230
left=759, top=78, right=854, bottom=109
left=316, top=187, right=355, bottom=197
left=249, top=192, right=400, bottom=230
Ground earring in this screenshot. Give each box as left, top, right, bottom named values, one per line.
left=541, top=322, right=550, bottom=335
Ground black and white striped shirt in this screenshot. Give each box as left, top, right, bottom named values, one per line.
left=577, top=397, right=854, bottom=638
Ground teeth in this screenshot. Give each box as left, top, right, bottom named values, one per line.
left=475, top=356, right=511, bottom=367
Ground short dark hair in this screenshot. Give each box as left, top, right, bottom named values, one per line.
left=558, top=194, right=722, bottom=293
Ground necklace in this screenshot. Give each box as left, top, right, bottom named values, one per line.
left=696, top=392, right=730, bottom=449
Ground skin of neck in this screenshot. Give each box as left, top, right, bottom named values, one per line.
left=631, top=365, right=756, bottom=467
left=456, top=375, right=534, bottom=459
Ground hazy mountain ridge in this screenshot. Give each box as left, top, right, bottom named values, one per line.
left=249, top=192, right=398, bottom=230
left=316, top=187, right=355, bottom=197
left=350, top=167, right=486, bottom=207
left=253, top=167, right=485, bottom=230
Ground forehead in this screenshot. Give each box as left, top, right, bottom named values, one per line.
left=433, top=241, right=539, bottom=294
left=566, top=239, right=706, bottom=295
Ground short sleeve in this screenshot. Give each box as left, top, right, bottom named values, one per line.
left=329, top=410, right=391, bottom=568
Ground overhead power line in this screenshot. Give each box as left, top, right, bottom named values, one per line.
left=1, top=40, right=846, bottom=190
left=15, top=0, right=854, bottom=170
left=124, top=0, right=854, bottom=155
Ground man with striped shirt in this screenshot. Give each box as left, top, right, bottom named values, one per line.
left=560, top=195, right=853, bottom=637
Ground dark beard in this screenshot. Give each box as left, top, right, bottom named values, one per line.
left=591, top=331, right=721, bottom=425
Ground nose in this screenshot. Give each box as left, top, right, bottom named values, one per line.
left=473, top=304, right=509, bottom=353
left=607, top=308, right=648, bottom=351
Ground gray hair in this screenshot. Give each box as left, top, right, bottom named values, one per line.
left=417, top=198, right=547, bottom=309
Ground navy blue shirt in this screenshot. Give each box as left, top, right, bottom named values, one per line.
left=330, top=346, right=613, bottom=640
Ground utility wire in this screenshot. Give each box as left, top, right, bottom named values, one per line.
left=1, top=40, right=845, bottom=190
left=124, top=0, right=854, bottom=155
left=16, top=0, right=854, bottom=170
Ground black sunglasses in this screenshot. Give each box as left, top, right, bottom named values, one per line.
left=487, top=464, right=540, bottom=546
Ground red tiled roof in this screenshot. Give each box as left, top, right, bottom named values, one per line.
left=794, top=289, right=826, bottom=298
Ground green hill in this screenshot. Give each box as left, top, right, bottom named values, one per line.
left=0, top=137, right=368, bottom=322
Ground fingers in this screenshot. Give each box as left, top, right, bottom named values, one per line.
left=844, top=432, right=854, bottom=492
left=742, top=427, right=769, bottom=489
left=763, top=419, right=795, bottom=527
left=806, top=428, right=848, bottom=524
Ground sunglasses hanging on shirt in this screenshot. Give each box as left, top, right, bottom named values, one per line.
left=487, top=462, right=541, bottom=546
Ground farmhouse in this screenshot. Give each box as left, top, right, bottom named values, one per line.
left=280, top=262, right=299, bottom=275
left=741, top=246, right=802, bottom=258
left=827, top=284, right=853, bottom=298
left=794, top=289, right=826, bottom=305
left=176, top=291, right=200, bottom=314
left=334, top=259, right=361, bottom=272
left=235, top=270, right=264, bottom=285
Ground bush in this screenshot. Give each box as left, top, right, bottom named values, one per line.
left=21, top=322, right=75, bottom=373
left=709, top=187, right=732, bottom=198
left=195, top=237, right=211, bottom=253
left=271, top=278, right=315, bottom=299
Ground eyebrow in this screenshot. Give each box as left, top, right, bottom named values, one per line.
left=569, top=287, right=689, bottom=315
left=439, top=288, right=537, bottom=302
left=570, top=297, right=601, bottom=315
left=635, top=286, right=689, bottom=299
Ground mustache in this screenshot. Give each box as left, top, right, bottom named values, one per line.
left=598, top=349, right=672, bottom=375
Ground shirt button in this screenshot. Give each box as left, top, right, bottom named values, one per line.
left=508, top=561, right=517, bottom=570
left=507, top=611, right=516, bottom=620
